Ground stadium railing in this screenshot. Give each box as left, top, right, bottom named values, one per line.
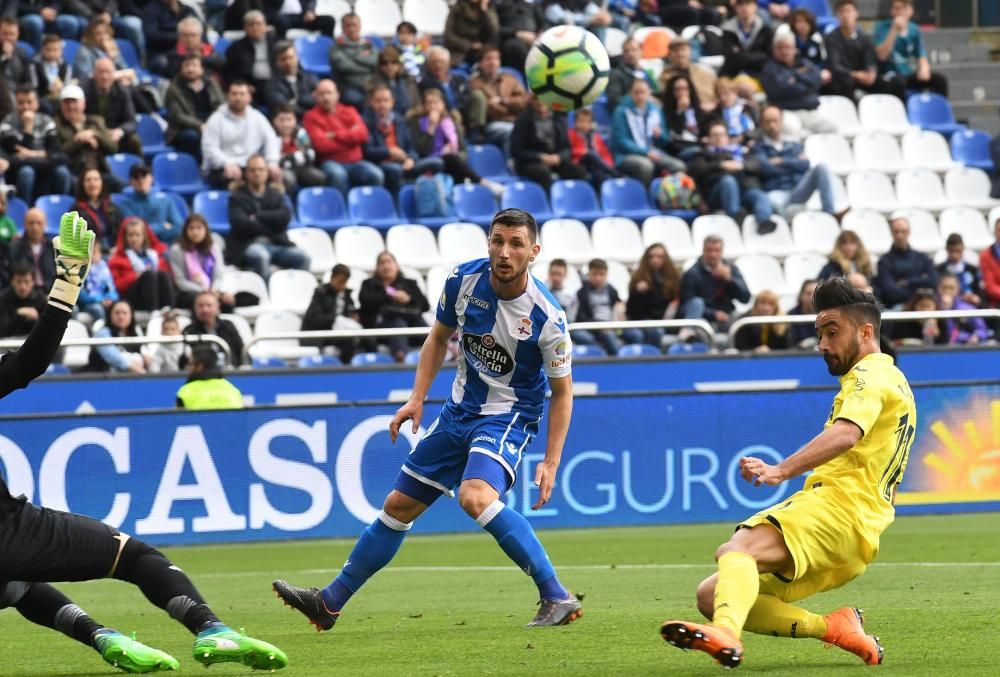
left=0, top=334, right=233, bottom=364
left=727, top=309, right=1000, bottom=348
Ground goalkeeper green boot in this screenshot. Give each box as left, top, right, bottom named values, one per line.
left=192, top=625, right=288, bottom=670
left=94, top=630, right=179, bottom=673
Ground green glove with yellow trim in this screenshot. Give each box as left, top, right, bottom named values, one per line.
left=49, top=211, right=96, bottom=312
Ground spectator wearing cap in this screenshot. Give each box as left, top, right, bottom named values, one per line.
left=119, top=162, right=184, bottom=244
left=224, top=11, right=276, bottom=103
left=201, top=79, right=283, bottom=189
left=165, top=53, right=225, bottom=161
left=0, top=84, right=71, bottom=204
left=54, top=83, right=124, bottom=192
left=82, top=57, right=142, bottom=156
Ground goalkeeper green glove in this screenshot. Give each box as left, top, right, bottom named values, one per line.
left=49, top=211, right=96, bottom=312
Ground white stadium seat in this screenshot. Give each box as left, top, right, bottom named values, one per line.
left=742, top=215, right=795, bottom=258
left=791, top=210, right=840, bottom=254
left=425, top=264, right=453, bottom=308
left=269, top=269, right=318, bottom=315
left=846, top=170, right=899, bottom=214
left=692, top=214, right=745, bottom=257
left=540, top=219, right=594, bottom=266
left=62, top=319, right=91, bottom=369
left=603, top=27, right=628, bottom=58
left=890, top=208, right=945, bottom=253
left=734, top=254, right=786, bottom=296
left=591, top=217, right=644, bottom=265
left=401, top=0, right=449, bottom=35
left=252, top=310, right=320, bottom=360
left=804, top=133, right=855, bottom=175
left=386, top=224, right=441, bottom=271
left=895, top=168, right=952, bottom=212
left=841, top=209, right=892, bottom=255
left=287, top=226, right=337, bottom=275
left=353, top=0, right=403, bottom=37
left=818, top=95, right=862, bottom=138
left=944, top=167, right=1000, bottom=212
left=805, top=171, right=850, bottom=214
left=940, top=207, right=994, bottom=251
left=218, top=270, right=271, bottom=319
left=642, top=215, right=698, bottom=261
left=220, top=313, right=253, bottom=348
left=438, top=222, right=488, bottom=264
left=333, top=225, right=385, bottom=271
left=901, top=130, right=959, bottom=173
left=852, top=131, right=906, bottom=175
left=783, top=252, right=827, bottom=294
left=858, top=94, right=916, bottom=136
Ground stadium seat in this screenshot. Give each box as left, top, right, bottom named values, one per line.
left=116, top=39, right=155, bottom=83
left=252, top=309, right=320, bottom=360
left=603, top=27, right=627, bottom=58
left=692, top=214, right=745, bottom=257
left=551, top=180, right=603, bottom=223
left=590, top=217, right=644, bottom=265
left=297, top=186, right=351, bottom=231
left=386, top=223, right=442, bottom=271
left=467, top=144, right=517, bottom=184
left=295, top=35, right=333, bottom=76
left=212, top=36, right=231, bottom=55
left=846, top=170, right=899, bottom=214
left=107, top=153, right=144, bottom=186
left=397, top=184, right=453, bottom=228
left=895, top=168, right=951, bottom=212
left=7, top=196, right=27, bottom=232
left=316, top=0, right=353, bottom=34
left=438, top=222, right=488, bottom=264
left=299, top=354, right=343, bottom=368
left=939, top=207, right=993, bottom=250
left=402, top=0, right=449, bottom=35
left=220, top=310, right=253, bottom=344
left=796, top=0, right=839, bottom=31
left=425, top=264, right=454, bottom=308
left=333, top=225, right=385, bottom=271
left=62, top=319, right=91, bottom=369
left=858, top=94, right=915, bottom=136
left=901, top=130, right=960, bottom=173
left=45, top=362, right=70, bottom=375
left=136, top=115, right=175, bottom=159
left=193, top=190, right=231, bottom=234
left=399, top=265, right=428, bottom=298
left=501, top=181, right=554, bottom=224
left=252, top=356, right=289, bottom=368
left=906, top=93, right=965, bottom=137
left=347, top=186, right=400, bottom=229
left=735, top=254, right=786, bottom=296
left=950, top=129, right=995, bottom=172
left=742, top=215, right=795, bottom=258
left=791, top=210, right=840, bottom=255
left=351, top=351, right=395, bottom=366
left=268, top=269, right=318, bottom=315
left=617, top=343, right=660, bottom=358
left=803, top=133, right=855, bottom=175
left=34, top=195, right=75, bottom=235
left=162, top=190, right=189, bottom=224
left=841, top=209, right=892, bottom=255
left=890, top=208, right=944, bottom=253
left=218, top=270, right=272, bottom=319
left=62, top=39, right=80, bottom=67
left=403, top=349, right=421, bottom=365
left=287, top=226, right=337, bottom=275
left=354, top=0, right=403, bottom=37
left=805, top=171, right=850, bottom=214
left=600, top=177, right=660, bottom=221
left=852, top=131, right=906, bottom=175
left=642, top=215, right=697, bottom=261
left=667, top=341, right=710, bottom=355
left=16, top=40, right=34, bottom=57
left=818, top=95, right=861, bottom=138
left=146, top=312, right=191, bottom=337
left=152, top=152, right=208, bottom=196
left=591, top=96, right=612, bottom=134
left=572, top=343, right=607, bottom=359
left=944, top=167, right=1000, bottom=212
left=783, top=252, right=827, bottom=294
left=452, top=183, right=497, bottom=227
left=540, top=219, right=593, bottom=266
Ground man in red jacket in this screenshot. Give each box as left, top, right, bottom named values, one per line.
left=981, top=216, right=1000, bottom=309
left=302, top=79, right=385, bottom=196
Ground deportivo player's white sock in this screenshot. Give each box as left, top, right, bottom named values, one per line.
left=477, top=500, right=570, bottom=600
left=322, top=511, right=411, bottom=612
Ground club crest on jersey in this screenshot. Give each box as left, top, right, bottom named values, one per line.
left=462, top=333, right=514, bottom=376
left=511, top=317, right=533, bottom=340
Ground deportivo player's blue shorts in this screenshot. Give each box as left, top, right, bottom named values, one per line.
left=395, top=404, right=541, bottom=503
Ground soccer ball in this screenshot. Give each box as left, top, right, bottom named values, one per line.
left=525, top=25, right=611, bottom=112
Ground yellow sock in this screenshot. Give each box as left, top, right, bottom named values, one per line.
left=744, top=594, right=827, bottom=639
left=712, top=552, right=760, bottom=639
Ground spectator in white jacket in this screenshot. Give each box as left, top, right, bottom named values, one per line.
left=201, top=79, right=282, bottom=188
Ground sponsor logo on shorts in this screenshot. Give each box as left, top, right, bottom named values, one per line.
left=463, top=294, right=490, bottom=310
left=472, top=434, right=497, bottom=445
left=462, top=333, right=514, bottom=376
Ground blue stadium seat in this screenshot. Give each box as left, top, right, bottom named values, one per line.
left=551, top=179, right=603, bottom=222
left=950, top=129, right=995, bottom=172
left=193, top=190, right=231, bottom=234
left=667, top=341, right=709, bottom=355
left=110, top=192, right=127, bottom=209
left=252, top=356, right=290, bottom=368
left=107, top=152, right=144, bottom=186
left=398, top=184, right=452, bottom=228
left=297, top=186, right=351, bottom=231
left=600, top=177, right=660, bottom=221
left=295, top=35, right=333, bottom=76
left=617, top=343, right=660, bottom=357
left=7, top=196, right=27, bottom=232
left=16, top=41, right=34, bottom=58
left=136, top=115, right=175, bottom=159
left=366, top=35, right=385, bottom=50
left=299, top=354, right=343, bottom=368
left=283, top=193, right=301, bottom=229
left=347, top=186, right=400, bottom=229
left=62, top=39, right=80, bottom=66
left=467, top=144, right=517, bottom=184
left=907, top=93, right=965, bottom=137
left=162, top=191, right=190, bottom=223
left=213, top=36, right=231, bottom=55
left=452, top=183, right=496, bottom=226
left=648, top=178, right=698, bottom=222
left=501, top=181, right=554, bottom=224
left=152, top=152, right=208, bottom=197
left=34, top=195, right=76, bottom=234
left=794, top=0, right=839, bottom=32
left=351, top=352, right=395, bottom=366
left=499, top=66, right=527, bottom=89
left=116, top=38, right=159, bottom=84
left=572, top=344, right=607, bottom=359
left=591, top=96, right=612, bottom=134
left=403, top=349, right=421, bottom=365
left=45, top=363, right=70, bottom=375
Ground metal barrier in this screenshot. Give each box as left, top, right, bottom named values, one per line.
left=0, top=334, right=233, bottom=365
left=727, top=309, right=1000, bottom=348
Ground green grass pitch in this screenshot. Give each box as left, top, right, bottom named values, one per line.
left=3, top=512, right=998, bottom=676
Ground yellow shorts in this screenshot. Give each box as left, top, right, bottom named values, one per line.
left=739, top=486, right=877, bottom=603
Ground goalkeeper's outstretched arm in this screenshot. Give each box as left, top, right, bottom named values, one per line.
left=0, top=212, right=95, bottom=400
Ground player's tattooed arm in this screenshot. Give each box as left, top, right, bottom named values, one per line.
left=741, top=419, right=862, bottom=486
left=534, top=374, right=573, bottom=510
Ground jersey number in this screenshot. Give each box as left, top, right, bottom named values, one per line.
left=880, top=413, right=915, bottom=501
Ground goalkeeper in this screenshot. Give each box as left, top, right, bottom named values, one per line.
left=0, top=213, right=287, bottom=674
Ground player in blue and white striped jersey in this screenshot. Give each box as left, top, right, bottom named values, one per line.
left=274, top=208, right=582, bottom=629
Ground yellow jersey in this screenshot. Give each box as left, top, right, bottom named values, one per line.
left=806, top=352, right=916, bottom=540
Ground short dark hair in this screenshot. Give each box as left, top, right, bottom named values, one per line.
left=227, top=79, right=252, bottom=92
left=180, top=53, right=202, bottom=66
left=272, top=40, right=295, bottom=59
left=574, top=108, right=593, bottom=121
left=812, top=276, right=881, bottom=338
left=271, top=102, right=296, bottom=118
left=331, top=263, right=351, bottom=279
left=833, top=0, right=857, bottom=10
left=396, top=21, right=417, bottom=34
left=41, top=34, right=62, bottom=47
left=588, top=258, right=608, bottom=272
left=548, top=258, right=568, bottom=271
left=190, top=344, right=219, bottom=370
left=15, top=84, right=35, bottom=96
left=945, top=233, right=964, bottom=248
left=10, top=261, right=34, bottom=279
left=489, top=208, right=538, bottom=243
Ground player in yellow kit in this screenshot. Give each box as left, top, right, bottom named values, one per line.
left=662, top=276, right=916, bottom=669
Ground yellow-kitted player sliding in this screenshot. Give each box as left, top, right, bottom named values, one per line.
left=662, top=276, right=917, bottom=669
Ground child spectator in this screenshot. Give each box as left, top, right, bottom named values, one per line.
left=546, top=258, right=577, bottom=321
left=168, top=214, right=233, bottom=313
left=109, top=216, right=175, bottom=312
left=78, top=240, right=118, bottom=324
left=568, top=108, right=619, bottom=188
left=394, top=22, right=426, bottom=80
left=936, top=273, right=990, bottom=345
left=936, top=233, right=982, bottom=307
left=572, top=258, right=642, bottom=355
left=150, top=312, right=186, bottom=373
left=734, top=289, right=790, bottom=352
left=789, top=8, right=827, bottom=70
left=273, top=104, right=326, bottom=192
left=891, top=288, right=943, bottom=345
left=715, top=77, right=756, bottom=144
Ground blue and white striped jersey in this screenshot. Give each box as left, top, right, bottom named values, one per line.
left=437, top=258, right=572, bottom=418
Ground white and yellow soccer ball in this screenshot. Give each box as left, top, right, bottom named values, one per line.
left=525, top=25, right=611, bottom=112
